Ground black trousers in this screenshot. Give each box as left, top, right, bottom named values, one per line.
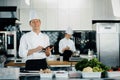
left=25, top=58, right=48, bottom=71
left=63, top=50, right=73, bottom=61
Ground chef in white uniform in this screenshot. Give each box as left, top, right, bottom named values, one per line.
left=18, top=12, right=52, bottom=70
left=59, top=27, right=76, bottom=61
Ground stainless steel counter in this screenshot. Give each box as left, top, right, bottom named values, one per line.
left=19, top=74, right=120, bottom=80
left=0, top=68, right=120, bottom=80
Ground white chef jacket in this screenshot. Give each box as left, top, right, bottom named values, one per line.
left=19, top=31, right=50, bottom=60
left=59, top=38, right=76, bottom=54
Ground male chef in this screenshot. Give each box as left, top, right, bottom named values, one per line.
left=18, top=12, right=52, bottom=70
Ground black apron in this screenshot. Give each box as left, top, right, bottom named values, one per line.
left=25, top=58, right=48, bottom=71
left=63, top=50, right=73, bottom=61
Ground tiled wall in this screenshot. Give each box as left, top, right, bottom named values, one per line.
left=74, top=31, right=96, bottom=54
left=42, top=31, right=65, bottom=45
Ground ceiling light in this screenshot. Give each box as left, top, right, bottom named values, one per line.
left=111, top=0, right=120, bottom=17
left=25, top=0, right=30, bottom=6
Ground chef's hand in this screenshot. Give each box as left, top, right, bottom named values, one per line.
left=36, top=46, right=44, bottom=51
left=27, top=46, right=44, bottom=56
left=45, top=46, right=54, bottom=56
left=62, top=46, right=70, bottom=53
left=66, top=46, right=70, bottom=50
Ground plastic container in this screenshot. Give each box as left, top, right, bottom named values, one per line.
left=54, top=71, right=68, bottom=78
left=0, top=68, right=19, bottom=79
left=82, top=72, right=101, bottom=78
left=68, top=71, right=82, bottom=78
left=107, top=71, right=120, bottom=78
left=40, top=72, right=54, bottom=78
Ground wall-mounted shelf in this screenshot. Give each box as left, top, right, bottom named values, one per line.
left=0, top=6, right=17, bottom=12
left=0, top=6, right=18, bottom=31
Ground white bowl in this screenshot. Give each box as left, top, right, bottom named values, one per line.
left=82, top=72, right=101, bottom=78
left=107, top=71, right=120, bottom=78
left=40, top=72, right=54, bottom=78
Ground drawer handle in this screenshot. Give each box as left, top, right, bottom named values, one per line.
left=104, top=27, right=111, bottom=29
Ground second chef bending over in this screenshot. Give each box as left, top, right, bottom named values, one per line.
left=59, top=27, right=76, bottom=61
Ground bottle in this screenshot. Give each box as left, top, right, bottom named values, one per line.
left=88, top=49, right=92, bottom=60
left=60, top=56, right=63, bottom=62
left=88, top=49, right=91, bottom=57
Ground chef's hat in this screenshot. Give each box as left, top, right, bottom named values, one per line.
left=29, top=10, right=40, bottom=22
left=65, top=27, right=73, bottom=35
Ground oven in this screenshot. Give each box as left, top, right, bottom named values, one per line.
left=0, top=31, right=16, bottom=59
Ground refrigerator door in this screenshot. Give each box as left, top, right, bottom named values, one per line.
left=98, top=33, right=119, bottom=67
left=96, top=23, right=120, bottom=67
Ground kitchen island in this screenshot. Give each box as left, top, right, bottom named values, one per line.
left=5, top=60, right=77, bottom=67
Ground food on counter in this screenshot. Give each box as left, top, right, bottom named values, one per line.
left=118, top=68, right=120, bottom=71
left=93, top=67, right=103, bottom=72
left=75, top=58, right=110, bottom=72
left=108, top=66, right=120, bottom=71
left=75, top=58, right=88, bottom=71
left=82, top=67, right=93, bottom=72
left=40, top=68, right=51, bottom=73
left=82, top=66, right=103, bottom=72
left=108, top=69, right=113, bottom=72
